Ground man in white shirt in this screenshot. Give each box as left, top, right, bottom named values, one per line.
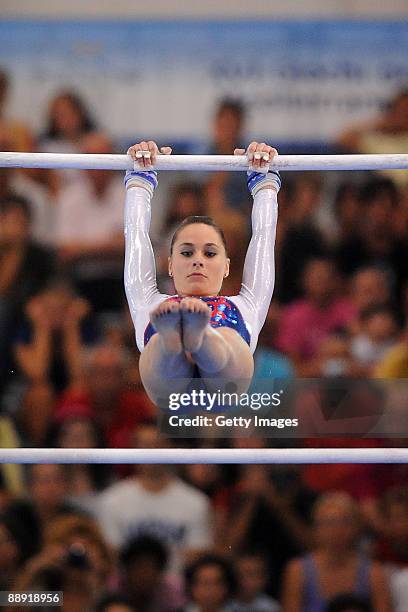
left=97, top=422, right=213, bottom=573
left=55, top=132, right=125, bottom=311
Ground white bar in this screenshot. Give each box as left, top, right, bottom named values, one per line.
left=0, top=448, right=406, bottom=464
left=0, top=152, right=408, bottom=172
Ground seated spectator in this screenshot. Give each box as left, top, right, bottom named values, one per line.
left=348, top=267, right=392, bottom=335
left=97, top=422, right=213, bottom=573
left=0, top=130, right=54, bottom=246
left=3, top=464, right=79, bottom=561
left=55, top=343, right=155, bottom=449
left=220, top=462, right=315, bottom=599
left=337, top=89, right=408, bottom=188
left=251, top=304, right=295, bottom=382
left=375, top=487, right=408, bottom=611
left=14, top=278, right=95, bottom=445
left=282, top=492, right=392, bottom=612
left=0, top=67, right=34, bottom=153
left=184, top=554, right=236, bottom=612
left=331, top=182, right=361, bottom=243
left=0, top=194, right=56, bottom=390
left=55, top=131, right=125, bottom=312
left=231, top=551, right=281, bottom=612
left=45, top=416, right=113, bottom=514
left=12, top=513, right=113, bottom=612
left=39, top=89, right=97, bottom=193
left=275, top=174, right=328, bottom=304
left=276, top=258, right=355, bottom=375
left=205, top=98, right=251, bottom=217
left=350, top=305, right=399, bottom=374
left=373, top=323, right=408, bottom=378
left=96, top=594, right=135, bottom=612
left=118, top=535, right=184, bottom=612
left=335, top=178, right=407, bottom=302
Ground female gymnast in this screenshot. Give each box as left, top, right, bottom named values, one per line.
left=124, top=140, right=280, bottom=404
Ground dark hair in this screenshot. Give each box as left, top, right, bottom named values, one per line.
left=215, top=98, right=246, bottom=122
left=170, top=215, right=228, bottom=255
left=381, top=486, right=408, bottom=516
left=326, top=593, right=372, bottom=612
left=120, top=535, right=168, bottom=571
left=185, top=553, right=237, bottom=599
left=45, top=90, right=96, bottom=140
left=359, top=303, right=397, bottom=324
left=0, top=68, right=9, bottom=95
left=95, top=594, right=135, bottom=612
left=359, top=177, right=399, bottom=208
left=0, top=193, right=32, bottom=221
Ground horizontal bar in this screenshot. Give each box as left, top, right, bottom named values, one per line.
left=0, top=448, right=406, bottom=464
left=0, top=152, right=408, bottom=172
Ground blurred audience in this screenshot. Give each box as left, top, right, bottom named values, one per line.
left=282, top=492, right=392, bottom=612
left=337, top=88, right=408, bottom=188
left=231, top=551, right=281, bottom=611
left=55, top=131, right=125, bottom=312
left=55, top=343, right=155, bottom=449
left=117, top=534, right=184, bottom=612
left=184, top=553, right=236, bottom=612
left=0, top=68, right=34, bottom=153
left=97, top=422, right=213, bottom=573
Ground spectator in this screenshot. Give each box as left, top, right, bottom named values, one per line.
left=231, top=551, right=281, bottom=612
left=55, top=343, right=155, bottom=449
left=14, top=279, right=95, bottom=445
left=337, top=89, right=408, bottom=188
left=251, top=304, right=295, bottom=382
left=55, top=131, right=125, bottom=312
left=276, top=258, right=355, bottom=375
left=373, top=323, right=408, bottom=378
left=348, top=267, right=392, bottom=335
left=39, top=89, right=97, bottom=193
left=332, top=182, right=361, bottom=243
left=221, top=463, right=315, bottom=598
left=0, top=67, right=34, bottom=153
left=275, top=174, right=328, bottom=304
left=118, top=535, right=184, bottom=612
left=0, top=194, right=56, bottom=392
left=3, top=464, right=79, bottom=561
left=350, top=305, right=399, bottom=373
left=12, top=513, right=113, bottom=612
left=335, top=178, right=407, bottom=302
left=184, top=554, right=236, bottom=612
left=205, top=98, right=250, bottom=217
left=0, top=129, right=54, bottom=246
left=282, top=492, right=392, bottom=612
left=97, top=422, right=213, bottom=573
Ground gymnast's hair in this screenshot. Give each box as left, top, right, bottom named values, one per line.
left=170, top=215, right=228, bottom=255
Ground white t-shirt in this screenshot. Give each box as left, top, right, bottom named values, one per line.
left=97, top=476, right=213, bottom=572
left=55, top=175, right=124, bottom=247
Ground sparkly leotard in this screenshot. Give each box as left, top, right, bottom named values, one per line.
left=124, top=180, right=278, bottom=354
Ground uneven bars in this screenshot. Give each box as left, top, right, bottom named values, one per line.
left=0, top=448, right=407, bottom=464
left=0, top=152, right=407, bottom=172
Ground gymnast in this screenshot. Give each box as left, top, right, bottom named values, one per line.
left=124, top=140, right=280, bottom=404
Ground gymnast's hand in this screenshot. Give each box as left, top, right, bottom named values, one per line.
left=234, top=141, right=281, bottom=195
left=125, top=141, right=172, bottom=193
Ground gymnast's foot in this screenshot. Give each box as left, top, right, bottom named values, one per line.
left=180, top=297, right=211, bottom=353
left=150, top=301, right=182, bottom=354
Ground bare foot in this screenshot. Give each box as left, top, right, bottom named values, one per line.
left=180, top=297, right=211, bottom=353
left=150, top=301, right=182, bottom=354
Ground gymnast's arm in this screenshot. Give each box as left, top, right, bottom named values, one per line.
left=123, top=143, right=172, bottom=351
left=238, top=146, right=281, bottom=339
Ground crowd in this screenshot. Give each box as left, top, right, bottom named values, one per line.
left=0, top=66, right=407, bottom=611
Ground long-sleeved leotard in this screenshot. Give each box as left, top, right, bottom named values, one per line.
left=124, top=181, right=278, bottom=354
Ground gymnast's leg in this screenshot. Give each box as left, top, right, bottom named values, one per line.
left=180, top=297, right=254, bottom=391
left=139, top=300, right=194, bottom=403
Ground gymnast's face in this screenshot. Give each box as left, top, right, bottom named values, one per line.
left=169, top=223, right=230, bottom=297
